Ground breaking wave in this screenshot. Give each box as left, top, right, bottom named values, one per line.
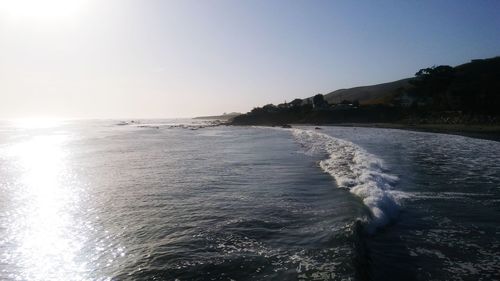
left=292, top=129, right=400, bottom=232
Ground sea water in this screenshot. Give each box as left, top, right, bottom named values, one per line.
left=0, top=120, right=499, bottom=280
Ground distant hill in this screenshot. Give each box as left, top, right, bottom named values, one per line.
left=231, top=56, right=500, bottom=127
left=305, top=57, right=500, bottom=107
left=308, top=78, right=412, bottom=105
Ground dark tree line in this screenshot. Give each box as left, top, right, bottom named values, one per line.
left=408, top=57, right=500, bottom=115
left=231, top=93, right=392, bottom=125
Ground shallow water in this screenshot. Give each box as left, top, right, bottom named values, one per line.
left=0, top=120, right=499, bottom=280
left=309, top=126, right=500, bottom=280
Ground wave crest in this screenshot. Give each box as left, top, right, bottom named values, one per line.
left=292, top=129, right=400, bottom=232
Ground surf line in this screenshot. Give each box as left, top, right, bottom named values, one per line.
left=291, top=128, right=400, bottom=233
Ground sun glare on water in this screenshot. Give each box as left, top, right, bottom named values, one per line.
left=1, top=131, right=89, bottom=279
left=0, top=0, right=86, bottom=22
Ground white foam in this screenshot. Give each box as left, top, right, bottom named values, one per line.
left=291, top=129, right=400, bottom=232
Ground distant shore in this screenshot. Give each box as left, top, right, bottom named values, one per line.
left=193, top=113, right=241, bottom=120
left=290, top=123, right=500, bottom=142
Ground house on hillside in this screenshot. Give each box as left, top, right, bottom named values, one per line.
left=393, top=91, right=419, bottom=107
left=399, top=93, right=416, bottom=107
left=277, top=101, right=289, bottom=109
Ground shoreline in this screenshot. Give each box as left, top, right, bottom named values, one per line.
left=289, top=123, right=500, bottom=142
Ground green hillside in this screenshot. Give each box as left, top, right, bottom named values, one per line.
left=319, top=78, right=412, bottom=105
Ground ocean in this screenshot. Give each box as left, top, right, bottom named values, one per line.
left=0, top=119, right=499, bottom=280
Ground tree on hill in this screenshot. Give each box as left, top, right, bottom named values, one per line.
left=290, top=98, right=303, bottom=108
left=415, top=65, right=454, bottom=77
left=410, top=65, right=456, bottom=109
left=313, top=94, right=328, bottom=108
left=262, top=104, right=278, bottom=113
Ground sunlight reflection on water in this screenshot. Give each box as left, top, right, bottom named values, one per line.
left=2, top=134, right=88, bottom=280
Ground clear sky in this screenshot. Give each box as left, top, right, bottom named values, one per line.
left=0, top=0, right=499, bottom=119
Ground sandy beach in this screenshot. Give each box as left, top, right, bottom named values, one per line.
left=323, top=123, right=500, bottom=141
left=289, top=123, right=500, bottom=142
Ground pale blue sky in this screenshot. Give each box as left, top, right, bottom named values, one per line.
left=0, top=0, right=499, bottom=118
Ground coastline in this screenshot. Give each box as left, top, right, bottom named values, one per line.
left=290, top=123, right=500, bottom=142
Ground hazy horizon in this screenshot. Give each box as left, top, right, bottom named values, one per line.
left=1, top=0, right=499, bottom=119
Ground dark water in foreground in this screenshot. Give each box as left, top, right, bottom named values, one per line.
left=0, top=120, right=499, bottom=280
